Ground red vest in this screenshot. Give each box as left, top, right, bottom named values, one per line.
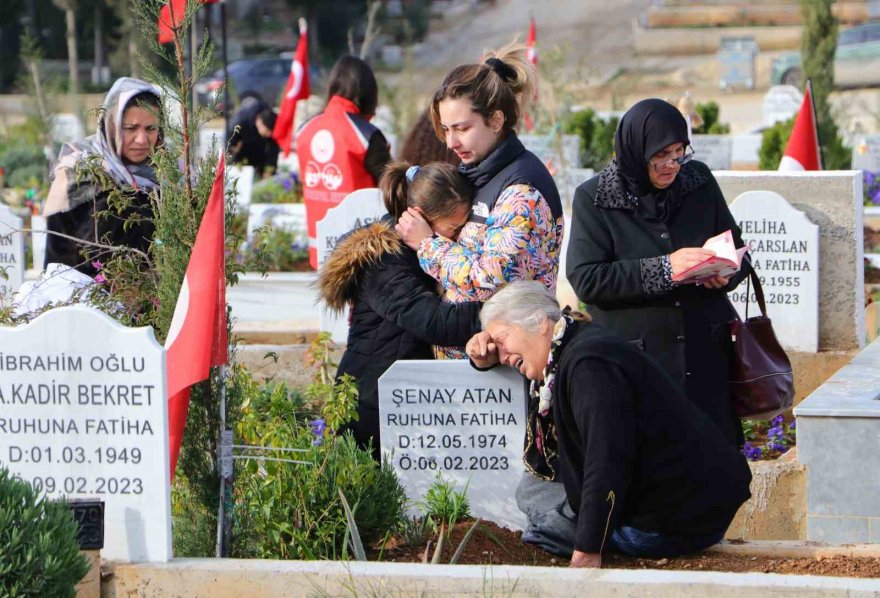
left=295, top=95, right=377, bottom=267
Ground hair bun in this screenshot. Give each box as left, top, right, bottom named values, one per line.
left=485, top=57, right=516, bottom=82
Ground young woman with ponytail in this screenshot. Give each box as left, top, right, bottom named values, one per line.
left=396, top=43, right=565, bottom=360
left=316, top=162, right=481, bottom=460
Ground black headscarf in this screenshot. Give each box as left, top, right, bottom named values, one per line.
left=600, top=98, right=704, bottom=222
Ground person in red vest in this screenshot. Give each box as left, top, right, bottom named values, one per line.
left=295, top=56, right=391, bottom=268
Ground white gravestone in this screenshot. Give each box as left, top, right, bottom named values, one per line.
left=852, top=135, right=880, bottom=171
left=0, top=205, right=25, bottom=298
left=519, top=134, right=581, bottom=172
left=379, top=360, right=528, bottom=530
left=30, top=215, right=47, bottom=272
left=50, top=113, right=86, bottom=145
left=691, top=135, right=733, bottom=171
left=762, top=85, right=803, bottom=128
left=728, top=190, right=819, bottom=353
left=246, top=203, right=308, bottom=247
left=227, top=165, right=255, bottom=207
left=0, top=306, right=171, bottom=562
left=316, top=188, right=387, bottom=343
left=198, top=127, right=225, bottom=160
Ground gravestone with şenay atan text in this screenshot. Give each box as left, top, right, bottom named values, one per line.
left=0, top=305, right=171, bottom=562
left=728, top=190, right=819, bottom=353
left=379, top=360, right=528, bottom=530
left=0, top=204, right=24, bottom=297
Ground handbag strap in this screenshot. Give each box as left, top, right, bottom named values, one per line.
left=745, top=259, right=768, bottom=318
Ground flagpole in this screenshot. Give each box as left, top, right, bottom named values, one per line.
left=806, top=78, right=825, bottom=170
left=220, top=0, right=230, bottom=143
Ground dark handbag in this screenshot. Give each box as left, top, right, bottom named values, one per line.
left=729, top=265, right=795, bottom=420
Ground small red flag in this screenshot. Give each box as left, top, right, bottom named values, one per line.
left=158, top=0, right=218, bottom=44
left=164, top=156, right=228, bottom=478
left=523, top=17, right=538, bottom=132
left=779, top=84, right=821, bottom=171
left=526, top=17, right=537, bottom=66
left=273, top=19, right=311, bottom=157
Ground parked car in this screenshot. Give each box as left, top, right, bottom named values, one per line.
left=771, top=22, right=880, bottom=88
left=196, top=57, right=290, bottom=113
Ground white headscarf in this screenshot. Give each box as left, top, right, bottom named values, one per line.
left=45, top=78, right=164, bottom=216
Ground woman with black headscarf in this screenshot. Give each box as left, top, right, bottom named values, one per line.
left=566, top=98, right=748, bottom=448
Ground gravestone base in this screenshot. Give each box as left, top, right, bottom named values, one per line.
left=75, top=550, right=101, bottom=598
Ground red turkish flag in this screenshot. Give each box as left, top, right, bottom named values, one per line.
left=164, top=156, right=228, bottom=478
left=273, top=20, right=311, bottom=156
left=526, top=17, right=537, bottom=66
left=523, top=17, right=538, bottom=132
left=158, top=0, right=218, bottom=44
left=779, top=85, right=821, bottom=171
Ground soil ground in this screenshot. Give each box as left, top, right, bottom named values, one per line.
left=375, top=520, right=880, bottom=579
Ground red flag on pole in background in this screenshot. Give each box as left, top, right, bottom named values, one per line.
left=523, top=17, right=537, bottom=132
left=779, top=82, right=822, bottom=171
left=526, top=17, right=537, bottom=65
left=158, top=0, right=219, bottom=44
left=273, top=19, right=311, bottom=157
left=165, top=156, right=228, bottom=478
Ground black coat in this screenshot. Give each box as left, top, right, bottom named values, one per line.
left=551, top=320, right=752, bottom=553
left=316, top=220, right=482, bottom=458
left=45, top=186, right=155, bottom=278
left=566, top=160, right=747, bottom=446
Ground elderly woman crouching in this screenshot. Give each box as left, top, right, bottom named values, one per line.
left=466, top=281, right=752, bottom=567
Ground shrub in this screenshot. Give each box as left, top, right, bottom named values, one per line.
left=758, top=118, right=795, bottom=170
left=230, top=366, right=406, bottom=560
left=564, top=109, right=619, bottom=171
left=421, top=474, right=470, bottom=533
left=0, top=467, right=90, bottom=597
left=865, top=171, right=880, bottom=206
left=251, top=172, right=302, bottom=204
left=693, top=101, right=730, bottom=135
left=245, top=226, right=309, bottom=272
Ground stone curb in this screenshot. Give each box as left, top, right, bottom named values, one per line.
left=710, top=540, right=880, bottom=559
left=104, top=559, right=880, bottom=597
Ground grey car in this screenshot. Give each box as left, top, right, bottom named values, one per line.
left=196, top=57, right=290, bottom=113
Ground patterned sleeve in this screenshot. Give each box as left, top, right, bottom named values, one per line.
left=639, top=254, right=674, bottom=296
left=418, top=185, right=554, bottom=301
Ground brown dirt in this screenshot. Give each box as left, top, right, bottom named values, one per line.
left=375, top=520, right=880, bottom=579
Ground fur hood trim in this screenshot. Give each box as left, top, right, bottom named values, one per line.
left=316, top=220, right=402, bottom=312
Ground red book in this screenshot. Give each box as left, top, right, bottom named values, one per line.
left=672, top=230, right=746, bottom=285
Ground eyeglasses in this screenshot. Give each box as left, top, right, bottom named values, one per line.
left=649, top=146, right=695, bottom=172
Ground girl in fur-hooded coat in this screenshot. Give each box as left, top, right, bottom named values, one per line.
left=317, top=162, right=482, bottom=459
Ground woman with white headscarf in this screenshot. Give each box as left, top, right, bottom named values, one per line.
left=44, top=77, right=164, bottom=277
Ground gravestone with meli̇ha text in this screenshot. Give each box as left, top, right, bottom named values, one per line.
left=728, top=190, right=819, bottom=353
left=0, top=305, right=171, bottom=562
left=379, top=360, right=528, bottom=530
